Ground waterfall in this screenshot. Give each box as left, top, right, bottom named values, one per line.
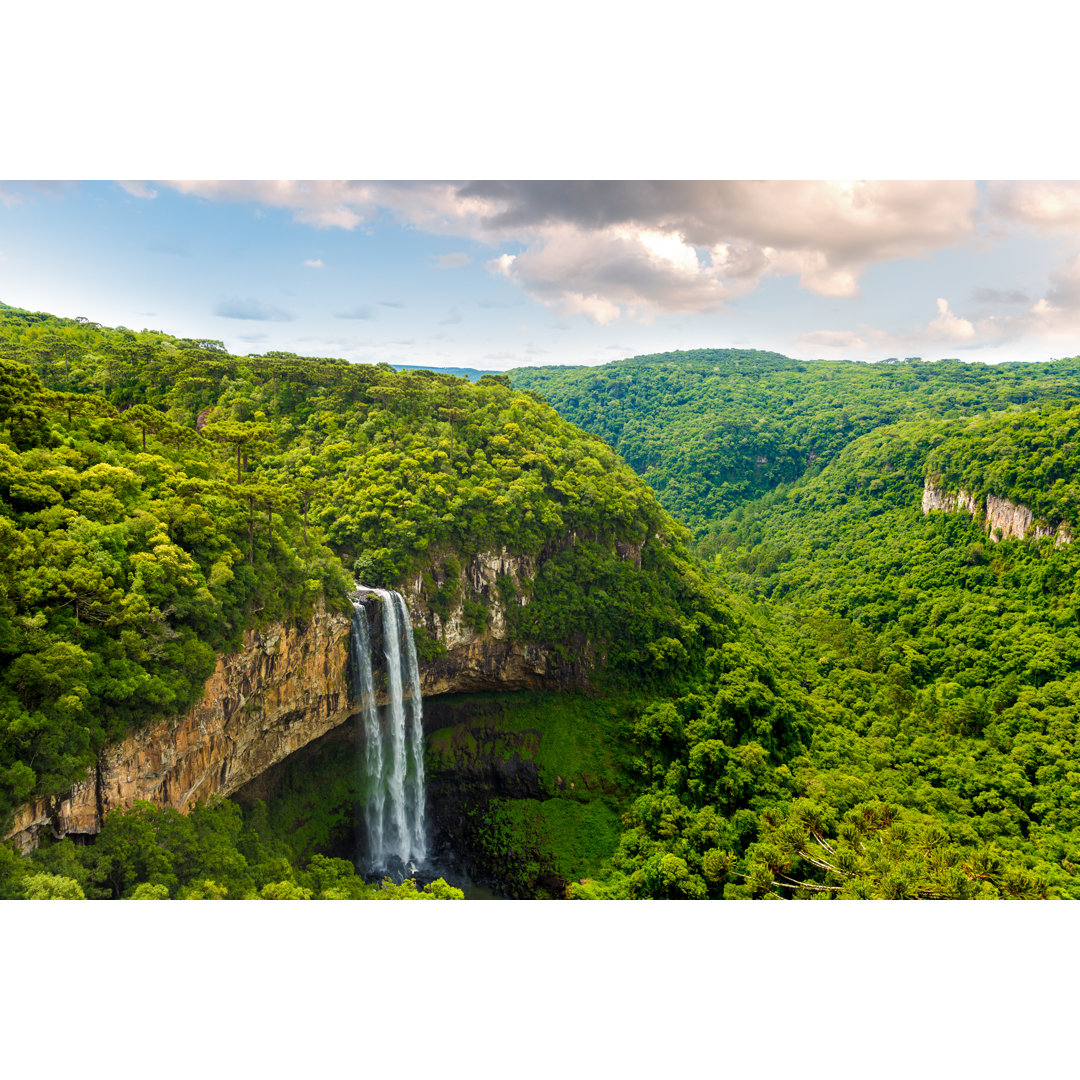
left=350, top=588, right=427, bottom=871
left=349, top=600, right=384, bottom=863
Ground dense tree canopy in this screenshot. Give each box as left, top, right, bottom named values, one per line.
left=0, top=305, right=718, bottom=832
left=6, top=303, right=1080, bottom=900
left=510, top=348, right=1080, bottom=527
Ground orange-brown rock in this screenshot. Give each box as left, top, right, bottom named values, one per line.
left=7, top=603, right=354, bottom=851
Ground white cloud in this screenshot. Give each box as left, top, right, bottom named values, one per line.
left=162, top=180, right=982, bottom=322
left=117, top=181, right=157, bottom=200
left=461, top=180, right=980, bottom=313
left=303, top=258, right=324, bottom=268
left=556, top=292, right=622, bottom=325
left=487, top=224, right=742, bottom=322
left=487, top=253, right=516, bottom=276
left=987, top=181, right=1080, bottom=231
left=929, top=297, right=977, bottom=342
left=432, top=252, right=470, bottom=269
left=797, top=259, right=1080, bottom=360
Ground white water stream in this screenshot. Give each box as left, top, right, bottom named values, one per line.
left=350, top=588, right=427, bottom=871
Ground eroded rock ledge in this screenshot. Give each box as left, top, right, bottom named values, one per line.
left=922, top=480, right=1073, bottom=546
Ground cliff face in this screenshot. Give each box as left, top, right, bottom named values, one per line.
left=922, top=480, right=1073, bottom=546
left=400, top=546, right=590, bottom=694
left=8, top=603, right=354, bottom=851
left=7, top=544, right=594, bottom=851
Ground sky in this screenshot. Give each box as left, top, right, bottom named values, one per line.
left=4, top=180, right=1080, bottom=371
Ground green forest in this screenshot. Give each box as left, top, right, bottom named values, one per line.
left=3, top=306, right=1080, bottom=898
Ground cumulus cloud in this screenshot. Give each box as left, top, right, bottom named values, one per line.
left=431, top=252, right=470, bottom=269
left=933, top=256, right=1080, bottom=348
left=487, top=225, right=741, bottom=322
left=334, top=305, right=375, bottom=320
left=461, top=180, right=979, bottom=315
left=929, top=298, right=977, bottom=342
left=162, top=180, right=982, bottom=323
left=214, top=298, right=295, bottom=321
left=987, top=181, right=1080, bottom=231
left=303, top=258, right=324, bottom=268
left=799, top=255, right=1080, bottom=360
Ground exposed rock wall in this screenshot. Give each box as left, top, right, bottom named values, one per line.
left=922, top=480, right=1072, bottom=546
left=921, top=484, right=980, bottom=517
left=401, top=546, right=590, bottom=692
left=8, top=603, right=354, bottom=852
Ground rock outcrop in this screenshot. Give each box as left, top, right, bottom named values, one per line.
left=8, top=603, right=355, bottom=852
left=400, top=546, right=590, bottom=693
left=922, top=480, right=1072, bottom=546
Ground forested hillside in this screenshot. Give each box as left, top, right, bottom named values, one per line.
left=0, top=305, right=738, bottom=899
left=556, top=392, right=1080, bottom=897
left=510, top=349, right=1080, bottom=528
left=5, top=304, right=1080, bottom=900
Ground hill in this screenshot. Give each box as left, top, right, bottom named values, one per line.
left=509, top=348, right=1080, bottom=528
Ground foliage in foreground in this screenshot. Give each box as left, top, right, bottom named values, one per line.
left=0, top=799, right=462, bottom=900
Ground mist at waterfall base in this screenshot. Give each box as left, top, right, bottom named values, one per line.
left=350, top=588, right=499, bottom=899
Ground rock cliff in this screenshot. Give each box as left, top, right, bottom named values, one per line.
left=399, top=546, right=589, bottom=694
left=922, top=480, right=1073, bottom=546
left=8, top=602, right=354, bottom=851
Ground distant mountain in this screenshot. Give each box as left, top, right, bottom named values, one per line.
left=390, top=363, right=495, bottom=382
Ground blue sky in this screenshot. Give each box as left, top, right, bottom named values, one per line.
left=3, top=180, right=1080, bottom=370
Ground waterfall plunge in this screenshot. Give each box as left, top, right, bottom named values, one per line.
left=350, top=589, right=427, bottom=872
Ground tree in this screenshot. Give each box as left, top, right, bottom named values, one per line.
left=123, top=403, right=168, bottom=452
left=205, top=419, right=273, bottom=483
left=22, top=872, right=86, bottom=900
left=288, top=464, right=321, bottom=547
